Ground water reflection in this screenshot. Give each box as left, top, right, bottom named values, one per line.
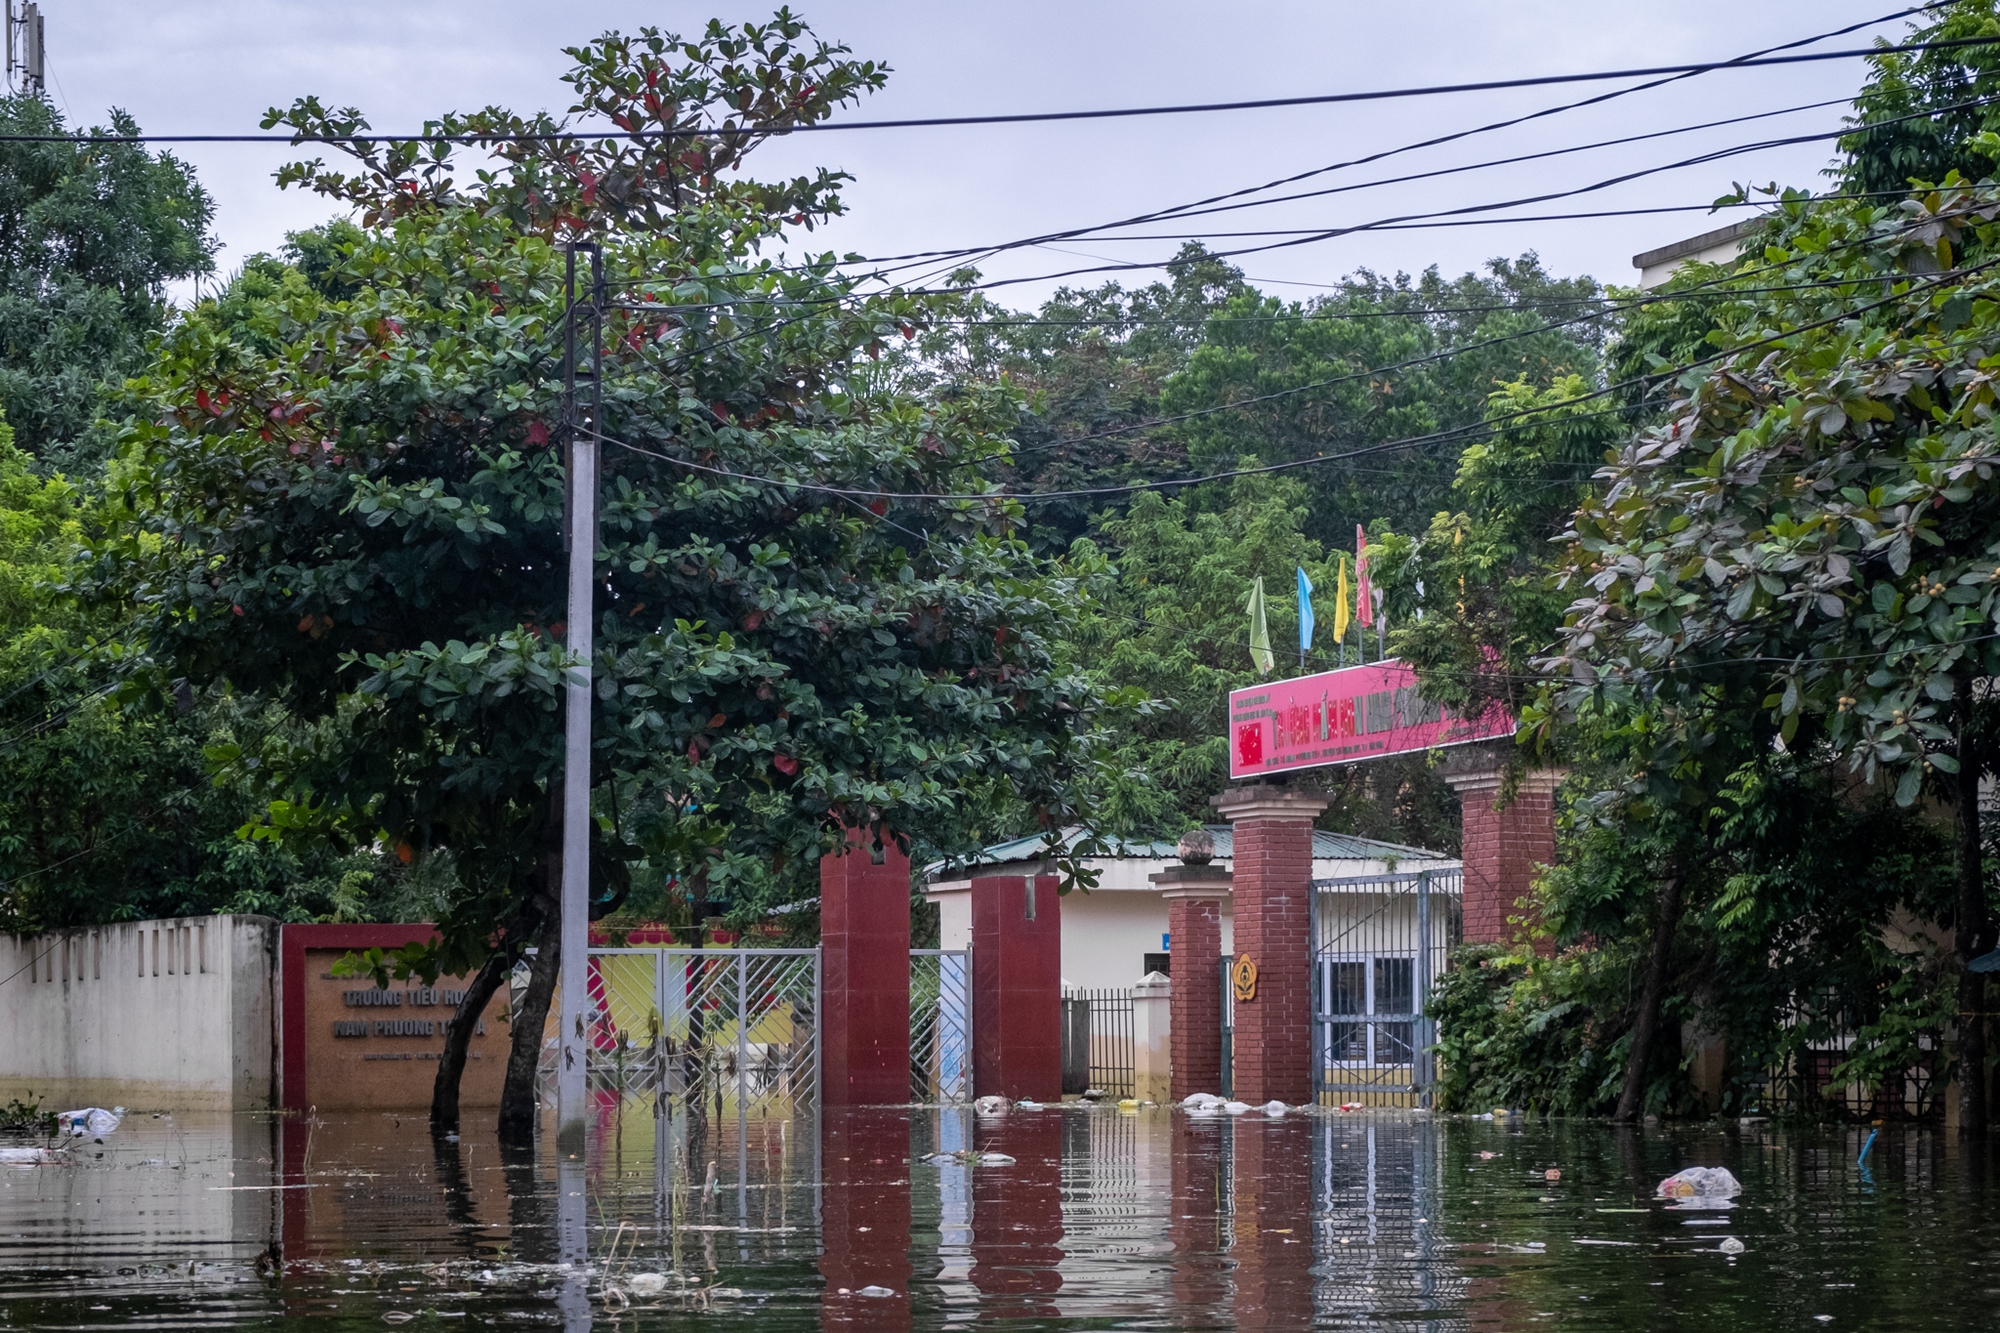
left=2, top=1103, right=1997, bottom=1329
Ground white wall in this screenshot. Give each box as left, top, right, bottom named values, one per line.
left=0, top=915, right=278, bottom=1110
left=929, top=854, right=1458, bottom=991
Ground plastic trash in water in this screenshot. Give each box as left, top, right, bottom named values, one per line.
left=1223, top=1101, right=1251, bottom=1116
left=1719, top=1237, right=1746, bottom=1255
left=55, top=1108, right=122, bottom=1140
left=1262, top=1100, right=1287, bottom=1116
left=0, top=1146, right=65, bottom=1165
left=973, top=1095, right=1008, bottom=1117
left=1657, top=1166, right=1742, bottom=1199
left=1181, top=1093, right=1226, bottom=1114
left=1013, top=1100, right=1044, bottom=1111
left=855, top=1285, right=896, bottom=1298
left=1116, top=1099, right=1139, bottom=1112
left=975, top=1153, right=1015, bottom=1166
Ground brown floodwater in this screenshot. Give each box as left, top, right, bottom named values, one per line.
left=0, top=1101, right=1993, bottom=1329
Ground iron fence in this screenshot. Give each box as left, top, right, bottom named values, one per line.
left=911, top=948, right=972, bottom=1103
left=1755, top=1032, right=1945, bottom=1121
left=531, top=947, right=822, bottom=1118
left=1310, top=871, right=1462, bottom=1109
left=1061, top=987, right=1135, bottom=1098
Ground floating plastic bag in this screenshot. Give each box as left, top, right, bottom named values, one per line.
left=1657, top=1166, right=1741, bottom=1199
left=55, top=1108, right=121, bottom=1140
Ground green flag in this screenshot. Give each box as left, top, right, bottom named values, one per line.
left=1246, top=575, right=1274, bottom=676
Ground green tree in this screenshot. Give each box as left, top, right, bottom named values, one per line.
left=1838, top=1, right=2000, bottom=197
left=95, top=15, right=1117, bottom=1137
left=1163, top=255, right=1604, bottom=547
left=1538, top=180, right=2000, bottom=1129
left=0, top=96, right=215, bottom=472
left=1063, top=472, right=1457, bottom=849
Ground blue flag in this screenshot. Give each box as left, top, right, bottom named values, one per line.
left=1296, top=566, right=1315, bottom=655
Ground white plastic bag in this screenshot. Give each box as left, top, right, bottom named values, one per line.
left=54, top=1107, right=122, bottom=1140
left=1657, top=1166, right=1741, bottom=1199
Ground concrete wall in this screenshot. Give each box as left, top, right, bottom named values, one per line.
left=0, top=915, right=278, bottom=1110
left=931, top=854, right=1455, bottom=989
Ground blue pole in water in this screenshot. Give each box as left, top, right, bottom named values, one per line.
left=1857, top=1128, right=1879, bottom=1165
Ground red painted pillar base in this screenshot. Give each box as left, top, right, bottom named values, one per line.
left=1155, top=863, right=1230, bottom=1101
left=970, top=872, right=1062, bottom=1102
left=1213, top=786, right=1329, bottom=1107
left=1442, top=748, right=1563, bottom=949
left=821, top=833, right=912, bottom=1106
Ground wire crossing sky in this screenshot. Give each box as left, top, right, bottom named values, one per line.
left=36, top=0, right=1968, bottom=305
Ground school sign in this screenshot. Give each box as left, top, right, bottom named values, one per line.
left=1226, top=660, right=1514, bottom=780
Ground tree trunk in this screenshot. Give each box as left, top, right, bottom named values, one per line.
left=1613, top=870, right=1683, bottom=1123
left=1956, top=676, right=1990, bottom=1137
left=498, top=907, right=561, bottom=1146
left=430, top=943, right=518, bottom=1136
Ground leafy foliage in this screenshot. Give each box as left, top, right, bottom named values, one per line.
left=90, top=16, right=1120, bottom=992
left=0, top=95, right=215, bottom=472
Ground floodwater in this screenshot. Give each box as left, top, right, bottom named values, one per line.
left=0, top=1102, right=1995, bottom=1330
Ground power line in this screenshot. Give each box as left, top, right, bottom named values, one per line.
left=0, top=28, right=1988, bottom=148
left=896, top=5, right=1943, bottom=269
left=591, top=259, right=1996, bottom=504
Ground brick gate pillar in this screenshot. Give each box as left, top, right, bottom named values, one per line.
left=1441, top=747, right=1563, bottom=947
left=1213, top=785, right=1329, bottom=1106
left=970, top=871, right=1062, bottom=1102
left=820, top=832, right=913, bottom=1106
left=1153, top=859, right=1231, bottom=1102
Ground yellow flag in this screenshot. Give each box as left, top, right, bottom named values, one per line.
left=1333, top=556, right=1351, bottom=645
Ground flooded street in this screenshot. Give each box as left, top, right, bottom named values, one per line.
left=1, top=1104, right=1995, bottom=1330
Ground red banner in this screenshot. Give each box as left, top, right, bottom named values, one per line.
left=1226, top=660, right=1514, bottom=779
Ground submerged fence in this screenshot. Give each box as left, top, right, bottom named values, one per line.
left=1061, top=987, right=1135, bottom=1098
left=912, top=949, right=972, bottom=1103
left=531, top=947, right=823, bottom=1118
left=1311, top=871, right=1462, bottom=1110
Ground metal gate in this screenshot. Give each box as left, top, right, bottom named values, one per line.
left=1061, top=987, right=1135, bottom=1097
left=576, top=947, right=821, bottom=1115
left=911, top=948, right=971, bottom=1103
left=1310, top=871, right=1461, bottom=1108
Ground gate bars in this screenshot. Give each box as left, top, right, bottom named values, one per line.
left=911, top=948, right=972, bottom=1104
left=1310, top=871, right=1463, bottom=1109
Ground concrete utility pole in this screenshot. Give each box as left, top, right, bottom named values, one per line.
left=557, top=242, right=602, bottom=1159
left=7, top=2, right=44, bottom=96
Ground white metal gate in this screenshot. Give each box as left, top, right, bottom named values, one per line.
left=574, top=947, right=822, bottom=1116
left=911, top=948, right=971, bottom=1103
left=1311, top=871, right=1461, bottom=1108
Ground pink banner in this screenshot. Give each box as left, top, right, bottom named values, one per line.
left=1226, top=660, right=1514, bottom=779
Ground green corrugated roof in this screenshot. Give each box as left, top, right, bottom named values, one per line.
left=931, top=824, right=1448, bottom=876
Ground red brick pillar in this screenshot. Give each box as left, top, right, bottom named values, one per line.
left=1154, top=862, right=1231, bottom=1101
left=821, top=832, right=912, bottom=1106
left=971, top=872, right=1062, bottom=1102
left=1213, top=786, right=1329, bottom=1106
left=1442, top=749, right=1563, bottom=947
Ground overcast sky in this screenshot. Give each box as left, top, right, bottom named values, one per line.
left=40, top=1, right=1939, bottom=307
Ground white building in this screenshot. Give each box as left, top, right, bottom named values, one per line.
left=925, top=826, right=1458, bottom=990
left=1633, top=218, right=1755, bottom=289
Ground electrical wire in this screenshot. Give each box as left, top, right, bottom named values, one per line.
left=871, top=5, right=1944, bottom=278
left=0, top=24, right=1983, bottom=148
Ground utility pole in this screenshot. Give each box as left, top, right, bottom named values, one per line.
left=556, top=242, right=602, bottom=1161
left=7, top=2, right=44, bottom=97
